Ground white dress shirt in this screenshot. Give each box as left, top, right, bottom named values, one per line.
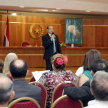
left=84, top=100, right=108, bottom=108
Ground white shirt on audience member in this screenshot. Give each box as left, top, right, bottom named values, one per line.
left=84, top=100, right=108, bottom=108
left=75, top=66, right=83, bottom=77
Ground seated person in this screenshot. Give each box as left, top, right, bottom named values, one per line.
left=0, top=73, right=15, bottom=107
left=85, top=71, right=108, bottom=108
left=78, top=49, right=102, bottom=86
left=64, top=59, right=108, bottom=107
left=3, top=52, right=18, bottom=74
left=0, top=60, right=4, bottom=73
left=9, top=59, right=42, bottom=106
left=38, top=53, right=77, bottom=108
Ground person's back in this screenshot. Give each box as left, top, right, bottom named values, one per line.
left=64, top=59, right=108, bottom=107
left=9, top=59, right=42, bottom=106
left=85, top=71, right=108, bottom=108
left=13, top=79, right=41, bottom=105
left=38, top=54, right=77, bottom=108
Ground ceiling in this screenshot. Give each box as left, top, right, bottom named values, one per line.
left=0, top=0, right=108, bottom=15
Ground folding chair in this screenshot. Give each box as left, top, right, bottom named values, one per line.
left=29, top=82, right=47, bottom=108
left=51, top=95, right=83, bottom=108
left=51, top=81, right=77, bottom=104
left=8, top=97, right=40, bottom=108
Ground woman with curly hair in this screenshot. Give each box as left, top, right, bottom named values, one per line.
left=38, top=53, right=77, bottom=108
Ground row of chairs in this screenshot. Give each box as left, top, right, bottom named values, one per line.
left=7, top=74, right=83, bottom=108
left=8, top=95, right=83, bottom=108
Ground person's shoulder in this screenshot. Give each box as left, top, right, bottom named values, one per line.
left=82, top=81, right=90, bottom=87
left=65, top=70, right=74, bottom=74
left=42, top=34, right=48, bottom=37
left=83, top=70, right=91, bottom=75
left=28, top=83, right=41, bottom=91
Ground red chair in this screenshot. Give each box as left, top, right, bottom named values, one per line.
left=29, top=82, right=47, bottom=108
left=29, top=75, right=36, bottom=82
left=51, top=95, right=83, bottom=108
left=21, top=41, right=30, bottom=46
left=51, top=81, right=77, bottom=105
left=8, top=97, right=40, bottom=108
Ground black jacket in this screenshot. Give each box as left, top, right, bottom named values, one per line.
left=64, top=81, right=94, bottom=107
left=42, top=34, right=61, bottom=60
left=12, top=79, right=42, bottom=106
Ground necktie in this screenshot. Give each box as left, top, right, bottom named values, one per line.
left=53, top=38, right=56, bottom=54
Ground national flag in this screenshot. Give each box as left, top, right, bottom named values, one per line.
left=3, top=15, right=9, bottom=47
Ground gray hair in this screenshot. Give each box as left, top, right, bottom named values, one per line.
left=0, top=73, right=13, bottom=104
left=3, top=52, right=18, bottom=74
left=91, top=71, right=108, bottom=101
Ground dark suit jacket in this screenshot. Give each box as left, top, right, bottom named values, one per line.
left=64, top=81, right=94, bottom=107
left=42, top=34, right=61, bottom=60
left=12, top=79, right=42, bottom=106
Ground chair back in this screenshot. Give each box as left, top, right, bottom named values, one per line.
left=22, top=41, right=30, bottom=46
left=51, top=81, right=77, bottom=104
left=29, top=75, right=36, bottom=82
left=29, top=82, right=47, bottom=108
left=51, top=95, right=83, bottom=108
left=8, top=97, right=40, bottom=108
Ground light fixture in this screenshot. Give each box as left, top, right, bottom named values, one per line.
left=19, top=6, right=25, bottom=8
left=42, top=9, right=48, bottom=11
left=56, top=8, right=61, bottom=10
left=11, top=13, right=17, bottom=16
left=53, top=10, right=56, bottom=11
left=86, top=10, right=91, bottom=12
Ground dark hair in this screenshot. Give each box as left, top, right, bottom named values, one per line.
left=47, top=26, right=49, bottom=29
left=0, top=60, right=4, bottom=73
left=47, top=25, right=52, bottom=30
left=83, top=49, right=102, bottom=71
left=9, top=59, right=27, bottom=79
left=91, top=59, right=108, bottom=74
left=91, top=71, right=108, bottom=101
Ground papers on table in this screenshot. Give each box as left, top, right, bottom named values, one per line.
left=32, top=70, right=50, bottom=81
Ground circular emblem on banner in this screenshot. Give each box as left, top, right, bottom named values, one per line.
left=29, top=24, right=43, bottom=39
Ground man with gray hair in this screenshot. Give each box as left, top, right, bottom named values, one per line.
left=0, top=73, right=15, bottom=108
left=85, top=71, right=108, bottom=108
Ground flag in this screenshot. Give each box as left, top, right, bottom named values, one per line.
left=65, top=18, right=82, bottom=44
left=3, top=15, right=9, bottom=47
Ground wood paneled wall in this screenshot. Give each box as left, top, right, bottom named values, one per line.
left=0, top=14, right=108, bottom=47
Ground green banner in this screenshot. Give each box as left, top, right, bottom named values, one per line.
left=65, top=18, right=82, bottom=44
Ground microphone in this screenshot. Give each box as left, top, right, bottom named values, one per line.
left=51, top=32, right=54, bottom=35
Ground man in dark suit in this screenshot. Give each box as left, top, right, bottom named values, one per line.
left=63, top=59, right=108, bottom=107
left=42, top=26, right=61, bottom=71
left=9, top=59, right=42, bottom=106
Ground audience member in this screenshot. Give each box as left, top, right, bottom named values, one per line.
left=0, top=73, right=15, bottom=108
left=77, top=49, right=102, bottom=86
left=64, top=59, right=108, bottom=107
left=85, top=71, right=108, bottom=108
left=3, top=52, right=18, bottom=74
left=38, top=53, right=77, bottom=108
left=0, top=60, right=4, bottom=73
left=9, top=59, right=42, bottom=106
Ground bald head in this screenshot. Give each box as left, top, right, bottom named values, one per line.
left=0, top=73, right=13, bottom=104
left=14, top=59, right=24, bottom=68
left=9, top=59, right=27, bottom=79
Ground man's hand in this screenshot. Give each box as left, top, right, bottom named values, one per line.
left=50, top=34, right=55, bottom=41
